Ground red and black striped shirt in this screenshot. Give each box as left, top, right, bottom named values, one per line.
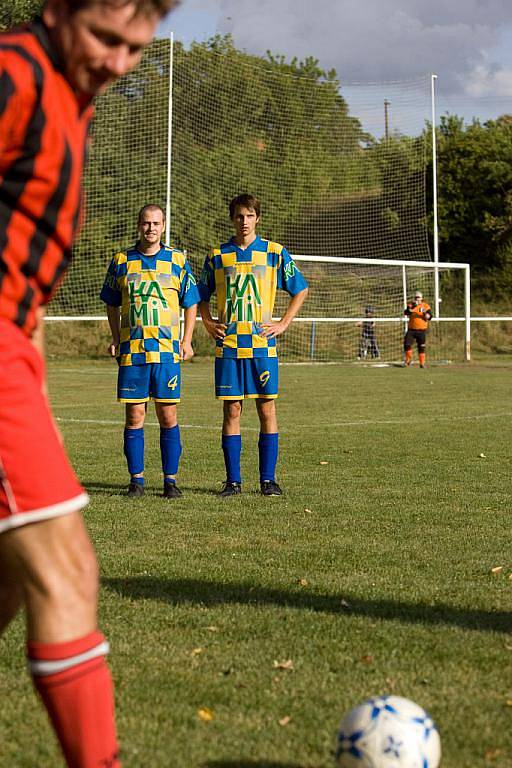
left=0, top=20, right=94, bottom=336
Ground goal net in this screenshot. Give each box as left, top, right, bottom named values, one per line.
left=48, top=36, right=467, bottom=360
left=273, top=257, right=470, bottom=363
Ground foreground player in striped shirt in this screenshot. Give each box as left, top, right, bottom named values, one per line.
left=0, top=1, right=178, bottom=766
left=199, top=193, right=309, bottom=497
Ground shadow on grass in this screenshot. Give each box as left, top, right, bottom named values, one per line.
left=103, top=576, right=511, bottom=634
left=84, top=481, right=125, bottom=495
left=83, top=481, right=221, bottom=496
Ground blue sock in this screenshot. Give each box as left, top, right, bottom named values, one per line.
left=160, top=425, right=182, bottom=478
left=259, top=432, right=278, bottom=482
left=124, top=428, right=144, bottom=477
left=131, top=476, right=144, bottom=487
left=222, top=434, right=242, bottom=483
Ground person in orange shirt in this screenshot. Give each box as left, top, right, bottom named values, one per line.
left=403, top=291, right=432, bottom=368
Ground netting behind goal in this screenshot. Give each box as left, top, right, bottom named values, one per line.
left=272, top=258, right=469, bottom=363
left=49, top=37, right=446, bottom=361
left=48, top=39, right=172, bottom=318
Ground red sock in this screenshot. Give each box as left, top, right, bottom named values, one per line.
left=405, top=349, right=413, bottom=365
left=28, top=630, right=120, bottom=768
left=419, top=352, right=426, bottom=367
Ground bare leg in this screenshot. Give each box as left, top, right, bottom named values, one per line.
left=255, top=397, right=278, bottom=433
left=222, top=399, right=242, bottom=434
left=0, top=511, right=98, bottom=642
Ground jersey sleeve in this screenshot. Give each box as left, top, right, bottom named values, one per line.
left=99, top=258, right=121, bottom=307
left=277, top=247, right=308, bottom=296
left=198, top=255, right=216, bottom=302
left=179, top=260, right=200, bottom=308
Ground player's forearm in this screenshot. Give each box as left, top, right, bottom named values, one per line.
left=199, top=300, right=213, bottom=324
left=106, top=305, right=121, bottom=345
left=182, top=304, right=197, bottom=344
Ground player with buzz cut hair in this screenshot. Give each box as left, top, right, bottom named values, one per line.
left=199, top=193, right=309, bottom=497
left=100, top=203, right=199, bottom=499
left=404, top=291, right=432, bottom=368
left=0, top=1, right=178, bottom=766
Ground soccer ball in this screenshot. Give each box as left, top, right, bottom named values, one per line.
left=335, top=695, right=441, bottom=767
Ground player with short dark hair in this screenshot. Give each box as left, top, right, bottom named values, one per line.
left=0, top=1, right=178, bottom=765
left=404, top=291, right=432, bottom=368
left=199, top=193, right=308, bottom=497
left=100, top=203, right=199, bottom=498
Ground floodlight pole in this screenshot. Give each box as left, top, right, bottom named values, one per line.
left=431, top=73, right=440, bottom=318
left=165, top=33, right=174, bottom=246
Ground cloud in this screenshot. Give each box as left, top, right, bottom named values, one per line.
left=215, top=0, right=512, bottom=94
left=466, top=64, right=512, bottom=98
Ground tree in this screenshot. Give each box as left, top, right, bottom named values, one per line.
left=0, top=0, right=42, bottom=30
left=427, top=114, right=512, bottom=300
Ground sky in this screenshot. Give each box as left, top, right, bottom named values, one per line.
left=159, top=0, right=512, bottom=132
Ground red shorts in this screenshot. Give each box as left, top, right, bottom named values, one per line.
left=0, top=319, right=88, bottom=533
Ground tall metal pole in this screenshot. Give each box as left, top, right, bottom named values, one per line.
left=384, top=99, right=390, bottom=141
left=431, top=73, right=440, bottom=318
left=165, top=33, right=174, bottom=245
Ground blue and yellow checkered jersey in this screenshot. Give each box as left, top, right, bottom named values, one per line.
left=100, top=244, right=200, bottom=366
left=198, top=236, right=308, bottom=359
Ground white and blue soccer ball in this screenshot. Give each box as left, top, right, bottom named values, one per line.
left=335, top=695, right=441, bottom=768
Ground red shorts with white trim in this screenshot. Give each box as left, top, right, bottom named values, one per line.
left=0, top=319, right=88, bottom=534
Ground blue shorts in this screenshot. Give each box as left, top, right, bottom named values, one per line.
left=215, top=357, right=278, bottom=400
left=117, top=362, right=181, bottom=403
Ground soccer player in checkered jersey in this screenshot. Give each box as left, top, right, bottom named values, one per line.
left=100, top=203, right=199, bottom=499
left=199, top=193, right=309, bottom=497
left=404, top=291, right=432, bottom=368
left=0, top=2, right=178, bottom=766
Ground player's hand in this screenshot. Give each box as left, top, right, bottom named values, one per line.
left=108, top=342, right=118, bottom=357
left=180, top=340, right=194, bottom=361
left=260, top=320, right=288, bottom=339
left=204, top=318, right=226, bottom=340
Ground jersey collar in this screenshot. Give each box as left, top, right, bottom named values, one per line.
left=230, top=235, right=263, bottom=258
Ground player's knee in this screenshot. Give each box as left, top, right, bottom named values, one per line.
left=30, top=542, right=99, bottom=611
left=224, top=400, right=242, bottom=421
left=125, top=403, right=146, bottom=428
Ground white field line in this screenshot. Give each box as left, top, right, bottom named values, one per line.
left=55, top=411, right=512, bottom=430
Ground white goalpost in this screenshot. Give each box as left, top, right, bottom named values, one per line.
left=270, top=255, right=471, bottom=363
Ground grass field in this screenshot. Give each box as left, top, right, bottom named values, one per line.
left=1, top=357, right=511, bottom=767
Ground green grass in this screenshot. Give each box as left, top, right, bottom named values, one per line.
left=1, top=358, right=512, bottom=767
